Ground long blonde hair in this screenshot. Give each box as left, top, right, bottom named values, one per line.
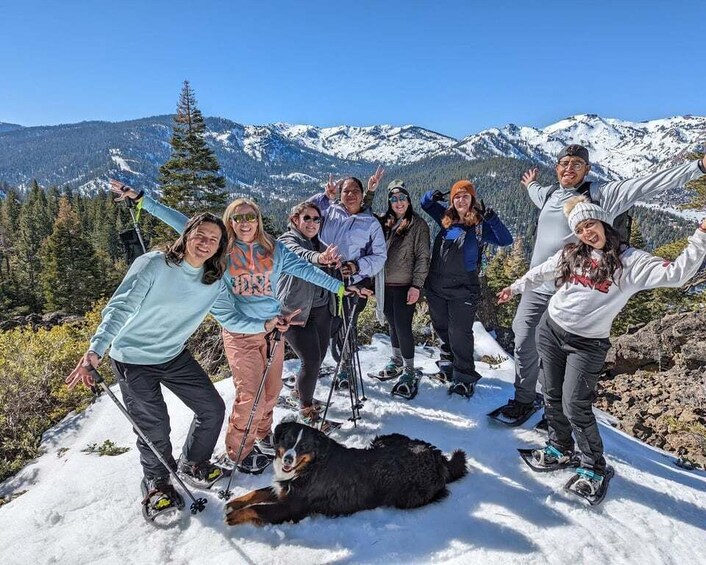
left=222, top=197, right=275, bottom=254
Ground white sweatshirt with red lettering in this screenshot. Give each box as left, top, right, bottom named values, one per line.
left=510, top=228, right=706, bottom=338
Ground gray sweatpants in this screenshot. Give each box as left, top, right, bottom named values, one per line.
left=536, top=313, right=610, bottom=473
left=512, top=289, right=552, bottom=403
left=112, top=349, right=226, bottom=481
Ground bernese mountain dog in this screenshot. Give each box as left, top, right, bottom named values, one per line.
left=225, top=421, right=468, bottom=526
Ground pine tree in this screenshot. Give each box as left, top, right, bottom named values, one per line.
left=685, top=152, right=706, bottom=209
left=630, top=219, right=646, bottom=250
left=0, top=188, right=21, bottom=279
left=40, top=198, right=103, bottom=313
left=159, top=80, right=227, bottom=217
left=483, top=237, right=530, bottom=328
left=14, top=181, right=54, bottom=312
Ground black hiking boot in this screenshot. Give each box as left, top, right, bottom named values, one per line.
left=501, top=399, right=535, bottom=420
left=449, top=381, right=475, bottom=398
left=141, top=476, right=184, bottom=524
left=177, top=458, right=225, bottom=489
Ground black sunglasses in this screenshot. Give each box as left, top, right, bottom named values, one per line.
left=302, top=215, right=322, bottom=224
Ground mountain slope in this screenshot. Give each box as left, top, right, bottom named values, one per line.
left=1, top=327, right=704, bottom=565
left=0, top=114, right=703, bottom=200
left=458, top=114, right=706, bottom=182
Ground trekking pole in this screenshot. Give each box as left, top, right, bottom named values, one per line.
left=218, top=330, right=282, bottom=500
left=341, top=278, right=366, bottom=407
left=125, top=198, right=147, bottom=254
left=340, top=293, right=363, bottom=422
left=321, top=299, right=361, bottom=428
left=351, top=322, right=366, bottom=403
left=87, top=367, right=207, bottom=514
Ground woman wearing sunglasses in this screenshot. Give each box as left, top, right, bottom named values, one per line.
left=363, top=179, right=430, bottom=400
left=421, top=180, right=513, bottom=398
left=109, top=182, right=345, bottom=474
left=277, top=201, right=342, bottom=428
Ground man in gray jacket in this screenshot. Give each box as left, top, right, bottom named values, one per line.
left=498, top=144, right=706, bottom=423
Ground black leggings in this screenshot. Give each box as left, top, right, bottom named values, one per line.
left=383, top=285, right=416, bottom=361
left=285, top=304, right=332, bottom=406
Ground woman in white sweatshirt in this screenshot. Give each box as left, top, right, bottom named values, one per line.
left=497, top=196, right=706, bottom=498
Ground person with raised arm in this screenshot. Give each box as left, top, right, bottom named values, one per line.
left=499, top=146, right=706, bottom=425
left=307, top=168, right=387, bottom=390
left=498, top=198, right=706, bottom=501
left=421, top=180, right=513, bottom=398
left=66, top=212, right=235, bottom=517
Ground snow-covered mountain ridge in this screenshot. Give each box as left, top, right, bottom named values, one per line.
left=0, top=114, right=703, bottom=193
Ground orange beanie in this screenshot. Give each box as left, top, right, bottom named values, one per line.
left=450, top=180, right=476, bottom=202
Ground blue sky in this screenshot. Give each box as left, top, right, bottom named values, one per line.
left=0, top=0, right=703, bottom=138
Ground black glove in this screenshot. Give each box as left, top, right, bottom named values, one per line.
left=431, top=190, right=447, bottom=202
left=474, top=199, right=496, bottom=221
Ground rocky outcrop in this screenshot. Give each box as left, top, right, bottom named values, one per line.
left=598, top=311, right=706, bottom=468
left=0, top=312, right=83, bottom=332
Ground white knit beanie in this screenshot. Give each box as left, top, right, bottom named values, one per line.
left=564, top=196, right=612, bottom=232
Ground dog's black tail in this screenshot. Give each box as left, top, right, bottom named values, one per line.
left=445, top=449, right=468, bottom=483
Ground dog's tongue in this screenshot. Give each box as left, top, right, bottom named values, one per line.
left=282, top=463, right=292, bottom=473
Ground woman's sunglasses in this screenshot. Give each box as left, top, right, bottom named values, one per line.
left=389, top=195, right=409, bottom=203
left=231, top=213, right=258, bottom=224
left=301, top=215, right=322, bottom=224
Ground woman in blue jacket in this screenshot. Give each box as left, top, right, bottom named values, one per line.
left=421, top=180, right=513, bottom=398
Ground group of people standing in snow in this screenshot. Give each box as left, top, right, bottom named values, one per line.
left=67, top=144, right=706, bottom=513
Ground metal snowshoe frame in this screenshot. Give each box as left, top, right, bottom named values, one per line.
left=564, top=466, right=615, bottom=506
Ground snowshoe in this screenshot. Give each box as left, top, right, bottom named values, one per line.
left=425, top=370, right=453, bottom=384
left=564, top=466, right=615, bottom=506
left=518, top=445, right=580, bottom=473
left=213, top=452, right=237, bottom=474
left=391, top=369, right=421, bottom=400
left=535, top=415, right=549, bottom=433
left=299, top=406, right=342, bottom=434
left=448, top=381, right=474, bottom=398
left=488, top=394, right=543, bottom=427
left=318, top=365, right=336, bottom=379
left=334, top=371, right=350, bottom=392
left=177, top=458, right=227, bottom=489
left=675, top=456, right=699, bottom=471
left=255, top=433, right=275, bottom=457
left=140, top=477, right=185, bottom=527
left=276, top=392, right=326, bottom=412
left=368, top=361, right=404, bottom=381
left=236, top=445, right=273, bottom=475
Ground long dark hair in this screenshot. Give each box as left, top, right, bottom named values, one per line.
left=556, top=222, right=625, bottom=288
left=165, top=212, right=228, bottom=284
left=380, top=194, right=415, bottom=238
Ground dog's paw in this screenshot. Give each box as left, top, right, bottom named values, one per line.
left=224, top=498, right=251, bottom=513
left=224, top=506, right=264, bottom=527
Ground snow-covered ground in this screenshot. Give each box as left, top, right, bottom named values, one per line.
left=1, top=325, right=705, bottom=565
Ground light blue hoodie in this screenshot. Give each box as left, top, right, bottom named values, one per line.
left=89, top=251, right=235, bottom=364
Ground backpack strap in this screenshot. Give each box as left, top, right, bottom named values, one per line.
left=575, top=181, right=593, bottom=202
